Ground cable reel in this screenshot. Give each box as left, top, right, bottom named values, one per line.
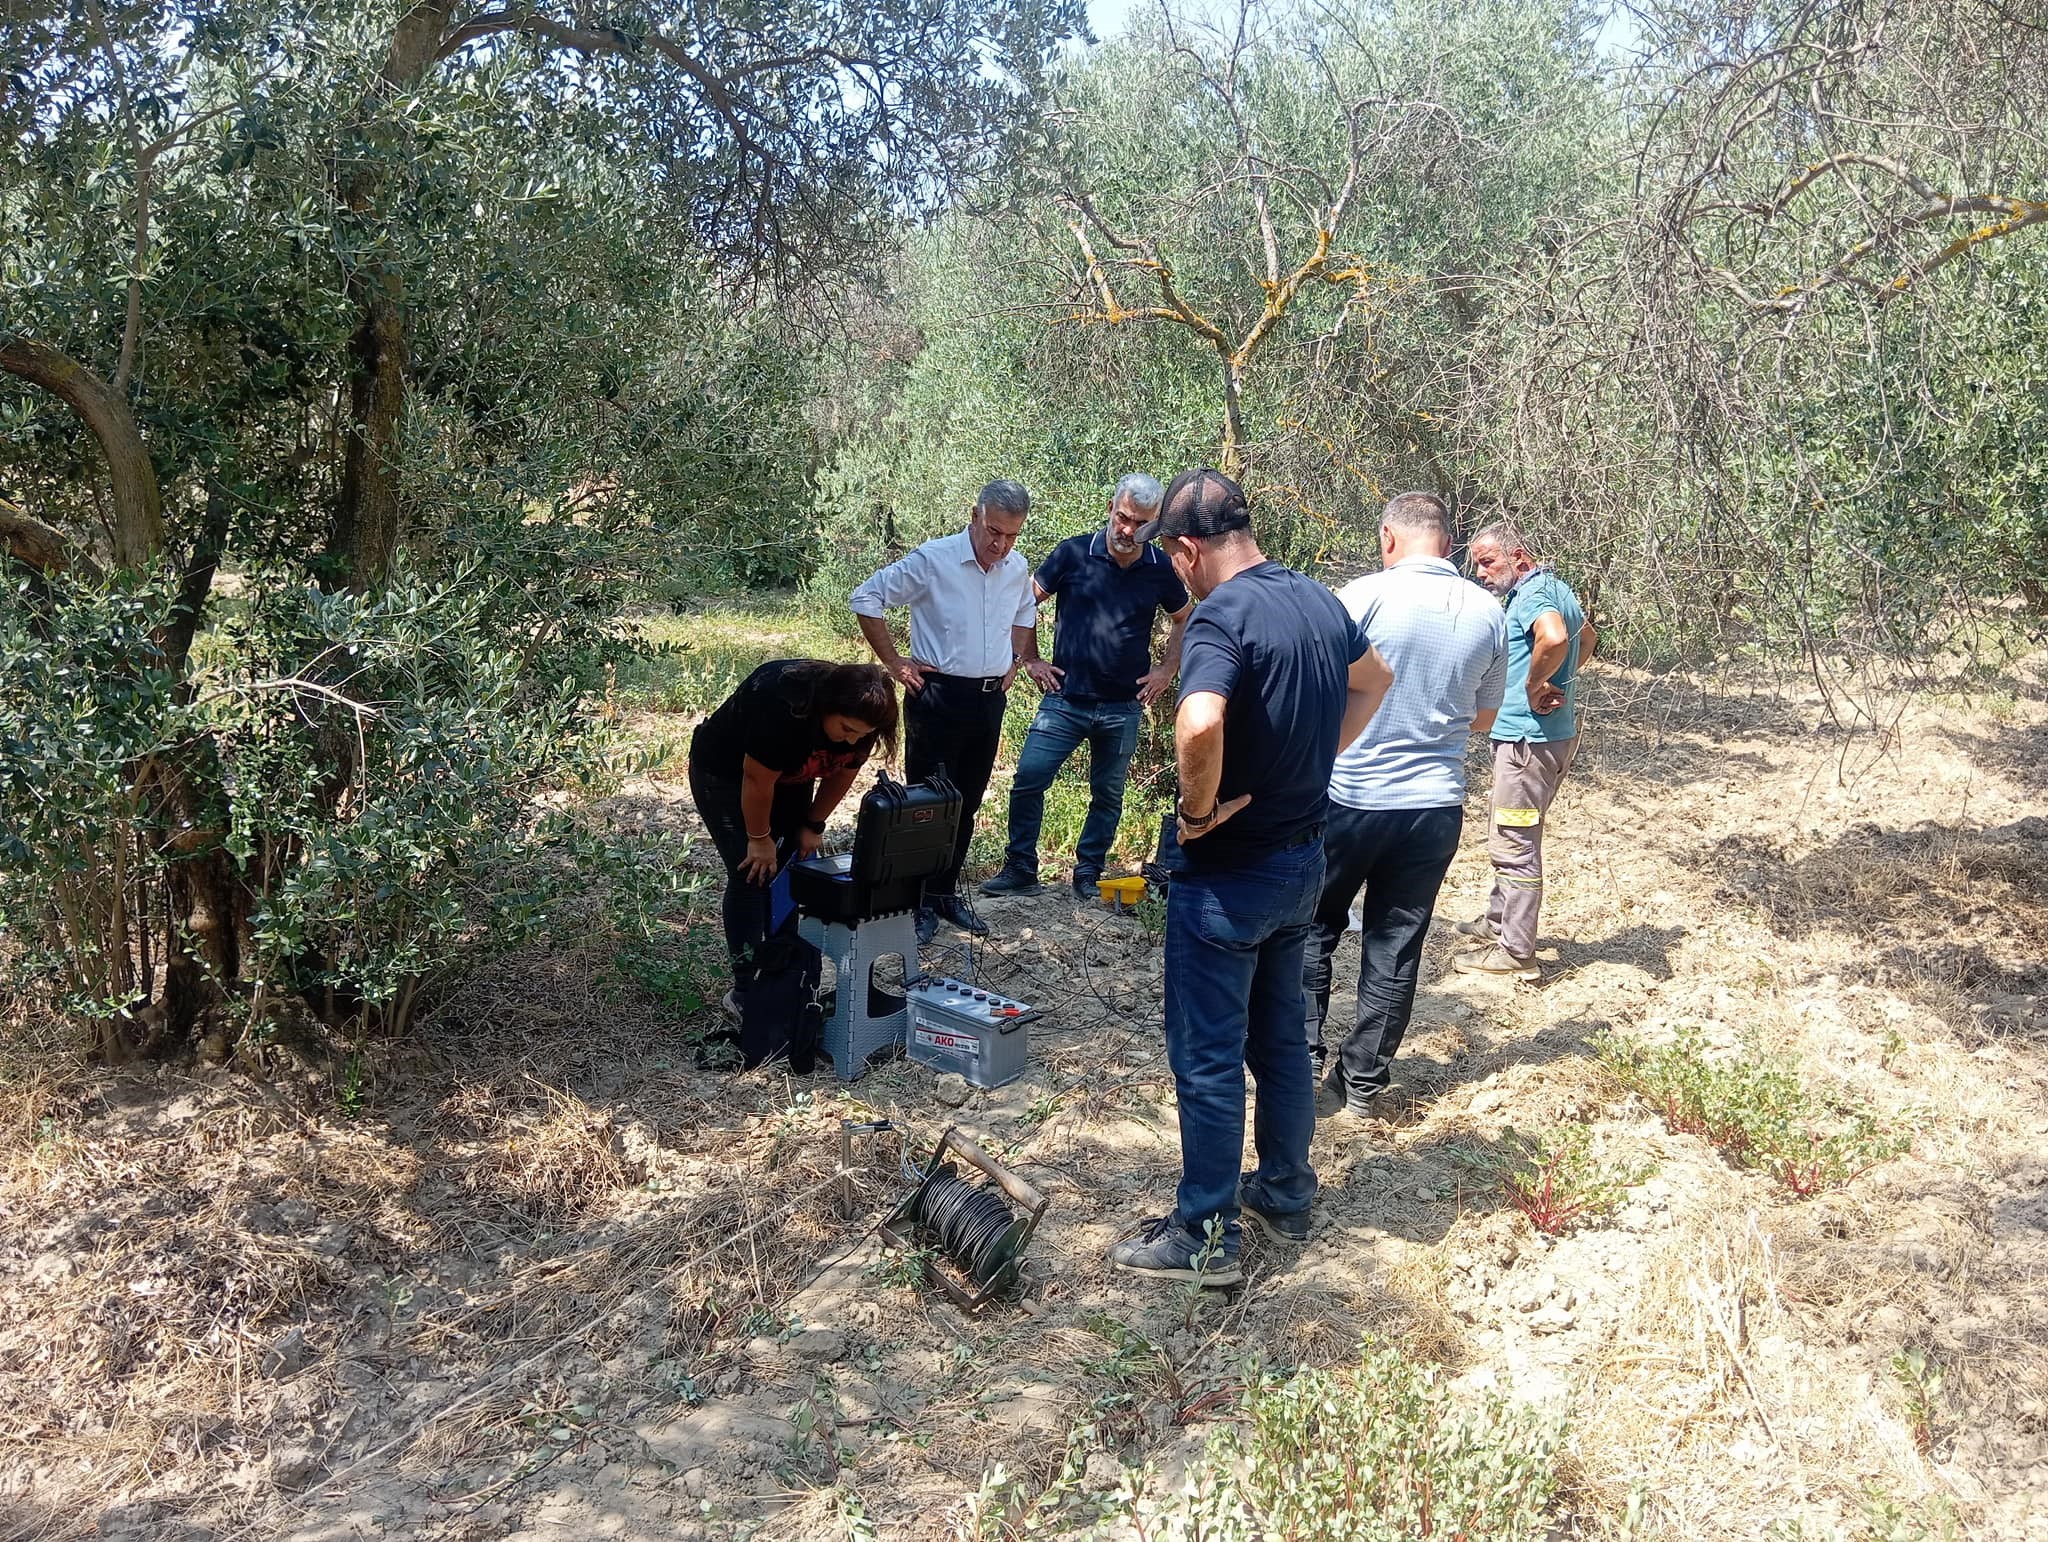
left=880, top=1127, right=1048, bottom=1311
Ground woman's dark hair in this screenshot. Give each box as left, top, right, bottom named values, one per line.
left=780, top=660, right=899, bottom=762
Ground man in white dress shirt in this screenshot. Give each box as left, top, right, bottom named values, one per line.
left=851, top=480, right=1057, bottom=944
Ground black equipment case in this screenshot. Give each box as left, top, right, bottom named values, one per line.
left=788, top=771, right=961, bottom=923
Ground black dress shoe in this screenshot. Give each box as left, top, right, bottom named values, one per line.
left=915, top=907, right=939, bottom=946
left=931, top=894, right=989, bottom=936
left=980, top=863, right=1042, bottom=896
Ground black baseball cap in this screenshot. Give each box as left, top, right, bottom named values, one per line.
left=1136, top=468, right=1253, bottom=543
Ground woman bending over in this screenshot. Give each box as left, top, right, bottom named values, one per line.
left=687, top=660, right=898, bottom=981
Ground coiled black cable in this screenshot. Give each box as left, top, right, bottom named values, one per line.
left=916, top=1165, right=1017, bottom=1284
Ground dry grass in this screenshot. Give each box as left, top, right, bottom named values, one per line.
left=6, top=652, right=2047, bottom=1541
left=0, top=968, right=914, bottom=1541
left=451, top=1079, right=632, bottom=1223
left=1574, top=1200, right=1948, bottom=1538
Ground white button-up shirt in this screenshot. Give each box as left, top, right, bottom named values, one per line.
left=850, top=529, right=1038, bottom=678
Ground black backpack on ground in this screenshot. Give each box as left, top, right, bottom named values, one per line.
left=729, top=924, right=824, bottom=1073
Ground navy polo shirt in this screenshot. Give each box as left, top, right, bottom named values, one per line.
left=1034, top=531, right=1190, bottom=702
left=1176, top=562, right=1368, bottom=871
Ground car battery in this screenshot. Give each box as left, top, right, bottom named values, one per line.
left=905, top=976, right=1040, bottom=1088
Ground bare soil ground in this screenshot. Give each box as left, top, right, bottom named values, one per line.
left=3, top=658, right=2045, bottom=1541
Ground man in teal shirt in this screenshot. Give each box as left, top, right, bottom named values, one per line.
left=1455, top=523, right=1595, bottom=981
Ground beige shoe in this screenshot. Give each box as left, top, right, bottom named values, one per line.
left=1452, top=915, right=1496, bottom=941
left=1453, top=944, right=1539, bottom=983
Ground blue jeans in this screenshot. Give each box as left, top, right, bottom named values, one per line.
left=1163, top=837, right=1325, bottom=1250
left=1301, top=803, right=1463, bottom=1100
left=1003, top=695, right=1144, bottom=878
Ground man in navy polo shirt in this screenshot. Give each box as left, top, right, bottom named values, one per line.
left=981, top=474, right=1192, bottom=902
left=1108, top=469, right=1393, bottom=1286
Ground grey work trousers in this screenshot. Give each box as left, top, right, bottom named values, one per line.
left=1484, top=736, right=1579, bottom=960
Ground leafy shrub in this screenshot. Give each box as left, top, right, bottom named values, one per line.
left=1453, top=1123, right=1653, bottom=1235
left=0, top=563, right=700, bottom=1049
left=1134, top=1340, right=1564, bottom=1541
left=1601, top=1031, right=1908, bottom=1196
left=0, top=572, right=184, bottom=1022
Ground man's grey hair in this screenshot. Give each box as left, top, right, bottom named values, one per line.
left=1469, top=519, right=1529, bottom=556
left=1382, top=491, right=1452, bottom=543
left=975, top=478, right=1031, bottom=518
left=1110, top=473, right=1163, bottom=514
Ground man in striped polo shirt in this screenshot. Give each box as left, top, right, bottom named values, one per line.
left=1304, top=492, right=1507, bottom=1119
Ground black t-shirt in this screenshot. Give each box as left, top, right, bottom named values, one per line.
left=1176, top=563, right=1367, bottom=870
left=1034, top=532, right=1190, bottom=702
left=690, top=661, right=877, bottom=785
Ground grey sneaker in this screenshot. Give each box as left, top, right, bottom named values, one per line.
left=1238, top=1184, right=1310, bottom=1245
left=979, top=863, right=1042, bottom=897
left=1453, top=915, right=1497, bottom=941
left=1454, top=944, right=1540, bottom=982
left=1107, top=1215, right=1241, bottom=1286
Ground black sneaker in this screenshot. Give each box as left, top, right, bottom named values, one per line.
left=915, top=907, right=939, bottom=946
left=979, top=863, right=1042, bottom=897
left=1072, top=872, right=1101, bottom=903
left=1343, top=1085, right=1412, bottom=1122
left=931, top=894, right=989, bottom=937
left=1238, top=1185, right=1310, bottom=1245
left=1107, top=1215, right=1241, bottom=1285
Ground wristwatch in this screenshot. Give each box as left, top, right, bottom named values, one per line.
left=1177, top=798, right=1217, bottom=830
left=803, top=818, right=827, bottom=835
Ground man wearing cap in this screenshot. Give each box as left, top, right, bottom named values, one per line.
left=1108, top=469, right=1393, bottom=1286
left=1454, top=521, right=1595, bottom=982
left=1303, top=492, right=1507, bottom=1120
left=851, top=480, right=1059, bottom=945
left=980, top=474, right=1192, bottom=904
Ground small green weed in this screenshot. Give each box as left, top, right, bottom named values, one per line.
left=336, top=1051, right=368, bottom=1118
left=1174, top=1215, right=1233, bottom=1329
left=949, top=1423, right=1098, bottom=1540
left=1017, top=1088, right=1068, bottom=1130
left=1765, top=1487, right=1964, bottom=1542
left=1078, top=1312, right=1168, bottom=1390
left=612, top=923, right=730, bottom=1017
left=1601, top=1030, right=1907, bottom=1196
left=835, top=1483, right=880, bottom=1541
left=1857, top=1486, right=1963, bottom=1542
left=1130, top=1339, right=1564, bottom=1540
left=866, top=1244, right=937, bottom=1290
left=1132, top=885, right=1167, bottom=940
left=1453, top=1123, right=1652, bottom=1235
left=1891, top=1345, right=1946, bottom=1453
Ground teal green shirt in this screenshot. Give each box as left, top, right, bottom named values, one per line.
left=1492, top=568, right=1584, bottom=743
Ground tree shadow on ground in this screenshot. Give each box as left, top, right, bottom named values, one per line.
left=1949, top=714, right=2048, bottom=797
left=1703, top=814, right=2048, bottom=1035
left=1544, top=923, right=1689, bottom=984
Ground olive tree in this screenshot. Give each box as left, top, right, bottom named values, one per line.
left=0, top=0, right=1083, bottom=1057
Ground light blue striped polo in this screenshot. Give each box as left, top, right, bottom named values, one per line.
left=1329, top=555, right=1508, bottom=810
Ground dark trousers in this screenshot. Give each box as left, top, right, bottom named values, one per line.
left=687, top=764, right=812, bottom=969
left=1301, top=803, right=1463, bottom=1100
left=1165, top=837, right=1325, bottom=1250
left=905, top=674, right=1009, bottom=897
